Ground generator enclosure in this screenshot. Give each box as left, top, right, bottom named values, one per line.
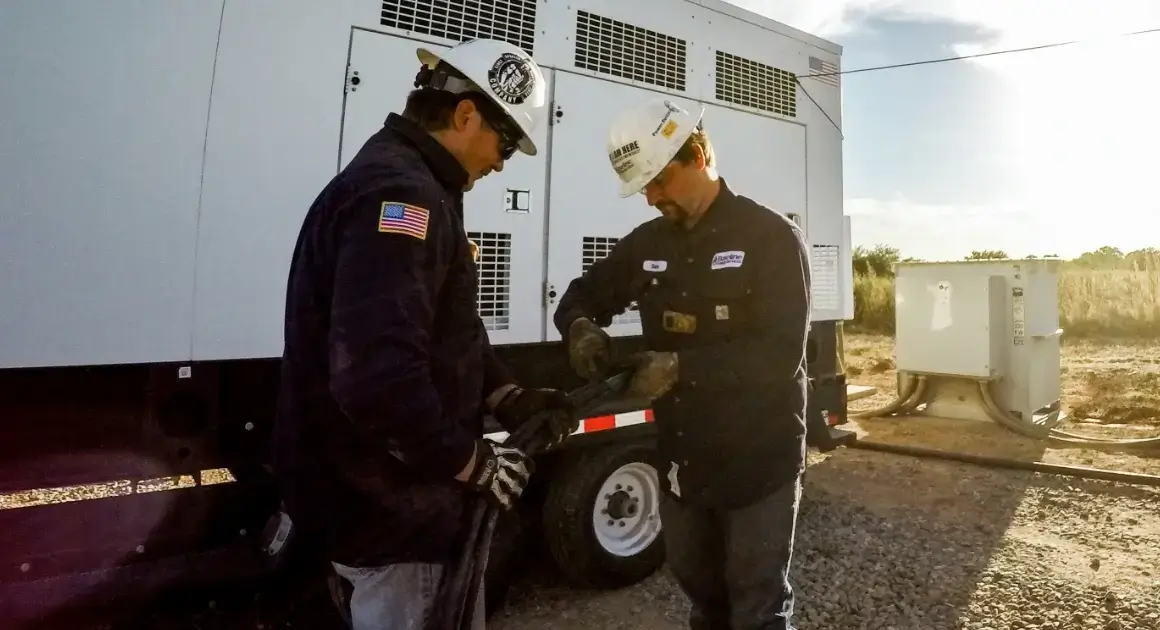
left=0, top=0, right=851, bottom=371
left=893, top=259, right=1064, bottom=425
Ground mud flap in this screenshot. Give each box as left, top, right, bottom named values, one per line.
left=806, top=373, right=856, bottom=452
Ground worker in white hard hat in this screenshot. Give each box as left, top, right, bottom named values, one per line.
left=553, top=97, right=812, bottom=629
left=272, top=38, right=577, bottom=630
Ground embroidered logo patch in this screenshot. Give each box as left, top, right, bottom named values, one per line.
left=643, top=260, right=668, bottom=272
left=378, top=202, right=429, bottom=240
left=710, top=250, right=745, bottom=270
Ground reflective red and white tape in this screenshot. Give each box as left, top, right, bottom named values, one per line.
left=484, top=408, right=655, bottom=443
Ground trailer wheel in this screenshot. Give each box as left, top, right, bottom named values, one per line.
left=541, top=441, right=665, bottom=588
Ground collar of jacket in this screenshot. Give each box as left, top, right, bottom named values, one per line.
left=383, top=113, right=469, bottom=197
left=671, top=177, right=736, bottom=236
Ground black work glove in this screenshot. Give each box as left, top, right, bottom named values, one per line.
left=568, top=317, right=613, bottom=381
left=625, top=351, right=680, bottom=400
left=494, top=386, right=580, bottom=449
left=465, top=439, right=534, bottom=510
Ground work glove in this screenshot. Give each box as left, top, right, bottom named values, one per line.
left=568, top=317, right=613, bottom=381
left=494, top=386, right=580, bottom=448
left=625, top=351, right=680, bottom=400
left=465, top=438, right=534, bottom=511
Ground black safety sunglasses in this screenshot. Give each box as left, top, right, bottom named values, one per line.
left=465, top=92, right=523, bottom=160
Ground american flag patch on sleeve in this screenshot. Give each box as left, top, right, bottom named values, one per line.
left=378, top=202, right=429, bottom=240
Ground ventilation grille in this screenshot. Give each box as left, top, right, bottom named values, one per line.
left=807, top=56, right=840, bottom=87
left=468, top=231, right=512, bottom=330
left=714, top=50, right=796, bottom=117
left=810, top=244, right=841, bottom=312
left=582, top=236, right=640, bottom=325
left=574, top=10, right=687, bottom=91
left=380, top=0, right=538, bottom=55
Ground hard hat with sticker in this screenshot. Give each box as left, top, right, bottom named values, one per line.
left=415, top=39, right=548, bottom=156
left=605, top=98, right=705, bottom=198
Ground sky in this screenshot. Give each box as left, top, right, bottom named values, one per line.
left=722, top=0, right=1160, bottom=261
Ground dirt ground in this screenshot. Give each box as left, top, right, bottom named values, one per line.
left=842, top=332, right=1160, bottom=476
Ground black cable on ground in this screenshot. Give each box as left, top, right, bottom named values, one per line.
left=848, top=438, right=1160, bottom=487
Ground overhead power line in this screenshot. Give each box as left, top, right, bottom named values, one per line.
left=795, top=25, right=1160, bottom=137
left=811, top=25, right=1160, bottom=79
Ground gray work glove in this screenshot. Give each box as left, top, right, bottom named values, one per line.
left=567, top=317, right=613, bottom=381
left=625, top=351, right=679, bottom=400
left=465, top=439, right=534, bottom=510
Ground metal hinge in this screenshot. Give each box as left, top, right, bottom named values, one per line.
left=549, top=102, right=563, bottom=126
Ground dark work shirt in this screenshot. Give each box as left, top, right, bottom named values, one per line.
left=272, top=113, right=515, bottom=567
left=553, top=179, right=811, bottom=510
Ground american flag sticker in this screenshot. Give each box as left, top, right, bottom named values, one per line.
left=377, top=202, right=429, bottom=240
left=807, top=56, right=840, bottom=87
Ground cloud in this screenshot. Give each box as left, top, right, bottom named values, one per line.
left=724, top=2, right=1160, bottom=259
left=732, top=0, right=1160, bottom=43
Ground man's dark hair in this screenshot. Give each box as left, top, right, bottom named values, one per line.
left=401, top=87, right=473, bottom=131
left=402, top=85, right=510, bottom=133
left=672, top=126, right=715, bottom=168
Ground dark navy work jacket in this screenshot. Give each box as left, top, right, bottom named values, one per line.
left=554, top=180, right=812, bottom=510
left=272, top=113, right=513, bottom=567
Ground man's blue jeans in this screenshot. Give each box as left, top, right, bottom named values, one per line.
left=330, top=560, right=486, bottom=630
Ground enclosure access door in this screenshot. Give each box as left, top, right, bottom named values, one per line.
left=340, top=28, right=551, bottom=345
left=543, top=73, right=664, bottom=342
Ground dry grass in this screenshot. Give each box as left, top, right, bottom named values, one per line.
left=850, top=268, right=1160, bottom=338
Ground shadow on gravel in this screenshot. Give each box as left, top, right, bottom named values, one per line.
left=487, top=435, right=1049, bottom=629
left=791, top=447, right=1039, bottom=629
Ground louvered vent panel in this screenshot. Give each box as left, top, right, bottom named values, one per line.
left=573, top=10, right=687, bottom=91
left=468, top=231, right=512, bottom=331
left=381, top=0, right=538, bottom=55
left=581, top=236, right=641, bottom=325
left=714, top=50, right=797, bottom=117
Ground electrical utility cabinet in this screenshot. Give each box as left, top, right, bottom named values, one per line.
left=893, top=259, right=1064, bottom=426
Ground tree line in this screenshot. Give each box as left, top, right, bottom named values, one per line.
left=852, top=245, right=1160, bottom=277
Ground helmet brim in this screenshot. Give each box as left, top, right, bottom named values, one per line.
left=416, top=47, right=441, bottom=68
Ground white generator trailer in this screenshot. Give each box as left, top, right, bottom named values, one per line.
left=0, top=0, right=853, bottom=622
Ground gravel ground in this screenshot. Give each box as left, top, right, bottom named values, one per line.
left=487, top=448, right=1160, bottom=630
left=33, top=445, right=1153, bottom=630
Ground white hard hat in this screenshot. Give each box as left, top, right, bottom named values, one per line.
left=416, top=39, right=547, bottom=156
left=606, top=98, right=705, bottom=198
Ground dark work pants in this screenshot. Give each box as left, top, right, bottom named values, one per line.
left=660, top=473, right=803, bottom=630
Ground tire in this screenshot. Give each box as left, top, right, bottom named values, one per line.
left=541, top=441, right=665, bottom=589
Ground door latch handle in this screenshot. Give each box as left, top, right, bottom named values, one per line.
left=505, top=189, right=531, bottom=214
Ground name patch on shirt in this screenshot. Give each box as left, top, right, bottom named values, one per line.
left=643, top=260, right=668, bottom=272
left=710, top=250, right=745, bottom=270
left=378, top=202, right=429, bottom=240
